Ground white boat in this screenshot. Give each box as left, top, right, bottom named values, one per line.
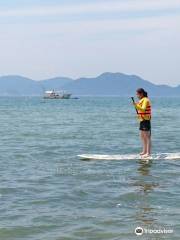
left=43, top=90, right=72, bottom=99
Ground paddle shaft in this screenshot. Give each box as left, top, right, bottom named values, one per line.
left=131, top=97, right=138, bottom=114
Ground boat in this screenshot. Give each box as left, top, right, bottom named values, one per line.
left=43, top=90, right=72, bottom=99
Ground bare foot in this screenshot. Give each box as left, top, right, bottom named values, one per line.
left=140, top=152, right=146, bottom=155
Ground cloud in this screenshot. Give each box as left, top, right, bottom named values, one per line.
left=2, top=14, right=179, bottom=37
left=0, top=0, right=180, bottom=18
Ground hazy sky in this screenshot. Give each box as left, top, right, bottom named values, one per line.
left=0, top=0, right=179, bottom=86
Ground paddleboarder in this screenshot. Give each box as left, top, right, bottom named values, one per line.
left=132, top=88, right=152, bottom=157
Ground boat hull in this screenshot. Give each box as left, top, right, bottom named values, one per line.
left=43, top=94, right=71, bottom=99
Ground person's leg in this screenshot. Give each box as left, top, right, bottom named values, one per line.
left=143, top=131, right=151, bottom=156
left=140, top=131, right=146, bottom=155
left=146, top=131, right=151, bottom=155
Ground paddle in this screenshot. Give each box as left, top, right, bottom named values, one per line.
left=131, top=97, right=138, bottom=114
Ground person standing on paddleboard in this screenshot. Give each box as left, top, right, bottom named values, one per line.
left=133, top=88, right=152, bottom=157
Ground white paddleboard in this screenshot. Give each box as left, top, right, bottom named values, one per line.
left=78, top=153, right=180, bottom=161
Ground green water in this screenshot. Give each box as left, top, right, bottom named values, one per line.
left=0, top=97, right=180, bottom=240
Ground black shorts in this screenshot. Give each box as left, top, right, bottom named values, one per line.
left=139, top=120, right=151, bottom=131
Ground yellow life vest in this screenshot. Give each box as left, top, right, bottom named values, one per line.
left=137, top=97, right=152, bottom=121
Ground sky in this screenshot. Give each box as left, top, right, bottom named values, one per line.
left=0, top=0, right=180, bottom=86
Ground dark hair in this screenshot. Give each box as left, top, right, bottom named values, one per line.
left=136, top=88, right=148, bottom=97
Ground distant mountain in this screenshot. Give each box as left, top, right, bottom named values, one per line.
left=0, top=73, right=179, bottom=96
left=63, top=72, right=180, bottom=96
left=0, top=75, right=40, bottom=96
left=38, top=77, right=73, bottom=91
left=0, top=75, right=73, bottom=96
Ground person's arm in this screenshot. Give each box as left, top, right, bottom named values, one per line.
left=135, top=99, right=148, bottom=112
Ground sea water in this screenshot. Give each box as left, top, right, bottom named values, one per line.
left=0, top=96, right=180, bottom=240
